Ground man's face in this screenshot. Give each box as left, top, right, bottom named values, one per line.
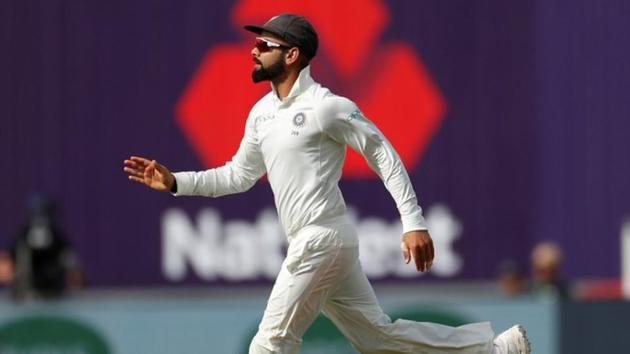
left=251, top=34, right=290, bottom=83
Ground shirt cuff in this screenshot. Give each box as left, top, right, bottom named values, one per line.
left=171, top=172, right=194, bottom=196
left=400, top=209, right=428, bottom=234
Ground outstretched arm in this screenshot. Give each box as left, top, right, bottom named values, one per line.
left=319, top=97, right=434, bottom=272
left=171, top=116, right=266, bottom=197
left=125, top=115, right=266, bottom=198
left=124, top=156, right=175, bottom=192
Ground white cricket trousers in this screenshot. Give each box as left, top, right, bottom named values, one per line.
left=249, top=216, right=495, bottom=354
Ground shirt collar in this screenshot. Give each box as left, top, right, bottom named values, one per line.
left=271, top=65, right=314, bottom=103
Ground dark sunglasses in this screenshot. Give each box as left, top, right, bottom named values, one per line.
left=255, top=37, right=290, bottom=53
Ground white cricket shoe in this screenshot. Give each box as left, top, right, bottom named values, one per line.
left=493, top=325, right=531, bottom=354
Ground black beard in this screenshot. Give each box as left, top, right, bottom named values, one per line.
left=252, top=57, right=286, bottom=83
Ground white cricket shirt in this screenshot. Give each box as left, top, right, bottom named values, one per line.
left=173, top=66, right=427, bottom=237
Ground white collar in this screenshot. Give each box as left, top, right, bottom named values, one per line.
left=271, top=65, right=314, bottom=103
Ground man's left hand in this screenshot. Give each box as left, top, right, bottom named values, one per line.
left=401, top=230, right=434, bottom=272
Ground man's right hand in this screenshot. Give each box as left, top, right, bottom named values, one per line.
left=123, top=156, right=175, bottom=192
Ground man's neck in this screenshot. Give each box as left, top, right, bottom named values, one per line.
left=272, top=69, right=300, bottom=100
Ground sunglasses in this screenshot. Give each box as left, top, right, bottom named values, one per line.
left=255, top=37, right=290, bottom=53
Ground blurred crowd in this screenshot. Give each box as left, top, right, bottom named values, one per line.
left=496, top=241, right=569, bottom=301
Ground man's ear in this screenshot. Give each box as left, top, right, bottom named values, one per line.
left=284, top=47, right=301, bottom=66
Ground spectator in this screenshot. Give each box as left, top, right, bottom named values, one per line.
left=530, top=240, right=569, bottom=300
left=0, top=194, right=83, bottom=300
left=496, top=259, right=527, bottom=298
left=0, top=250, right=14, bottom=285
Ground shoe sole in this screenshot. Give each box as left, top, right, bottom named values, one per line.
left=514, top=325, right=532, bottom=354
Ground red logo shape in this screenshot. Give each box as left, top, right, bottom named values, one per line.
left=176, top=0, right=445, bottom=178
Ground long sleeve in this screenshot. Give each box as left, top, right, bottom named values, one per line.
left=172, top=116, right=266, bottom=197
left=317, top=97, right=427, bottom=233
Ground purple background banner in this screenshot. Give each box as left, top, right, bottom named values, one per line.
left=1, top=0, right=629, bottom=287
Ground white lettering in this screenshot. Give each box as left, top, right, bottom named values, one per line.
left=162, top=208, right=220, bottom=281
left=161, top=204, right=463, bottom=282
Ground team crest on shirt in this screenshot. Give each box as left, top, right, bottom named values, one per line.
left=292, top=112, right=306, bottom=128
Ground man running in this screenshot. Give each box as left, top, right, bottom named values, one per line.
left=123, top=13, right=530, bottom=354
